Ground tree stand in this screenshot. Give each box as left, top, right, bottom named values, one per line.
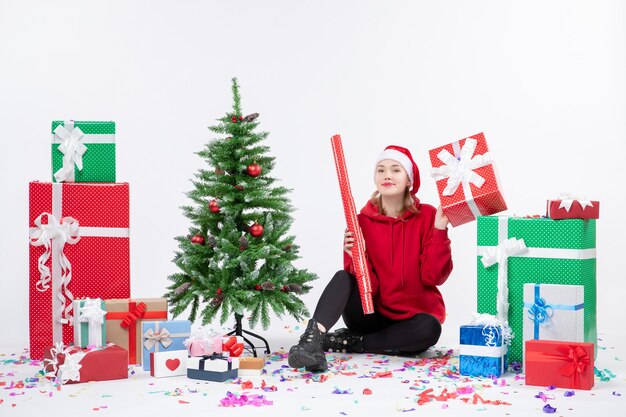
left=225, top=313, right=271, bottom=357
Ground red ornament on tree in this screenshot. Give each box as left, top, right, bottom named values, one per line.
left=234, top=185, right=244, bottom=191
left=281, top=285, right=289, bottom=292
left=209, top=199, right=220, bottom=213
left=191, top=234, right=205, bottom=245
left=255, top=284, right=262, bottom=291
left=247, top=162, right=262, bottom=177
left=250, top=223, right=264, bottom=237
left=238, top=115, right=243, bottom=121
left=231, top=116, right=238, bottom=123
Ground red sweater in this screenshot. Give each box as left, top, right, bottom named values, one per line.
left=344, top=199, right=453, bottom=323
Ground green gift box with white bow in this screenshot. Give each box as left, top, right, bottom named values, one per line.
left=51, top=120, right=116, bottom=183
left=476, top=216, right=596, bottom=364
left=73, top=298, right=107, bottom=348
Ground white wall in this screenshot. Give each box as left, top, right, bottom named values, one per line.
left=1, top=0, right=624, bottom=351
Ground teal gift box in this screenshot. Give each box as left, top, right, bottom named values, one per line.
left=51, top=120, right=116, bottom=183
left=141, top=320, right=191, bottom=371
left=73, top=298, right=107, bottom=348
left=477, top=215, right=596, bottom=364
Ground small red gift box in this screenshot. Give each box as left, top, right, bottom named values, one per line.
left=525, top=340, right=594, bottom=390
left=43, top=344, right=128, bottom=384
left=547, top=196, right=599, bottom=220
left=29, top=182, right=131, bottom=359
left=429, top=133, right=507, bottom=227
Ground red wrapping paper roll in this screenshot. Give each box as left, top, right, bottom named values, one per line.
left=331, top=135, right=374, bottom=314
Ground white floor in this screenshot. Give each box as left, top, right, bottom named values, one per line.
left=1, top=322, right=624, bottom=416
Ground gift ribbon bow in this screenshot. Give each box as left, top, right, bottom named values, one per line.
left=29, top=212, right=80, bottom=324
left=479, top=237, right=528, bottom=327
left=44, top=343, right=86, bottom=384
left=222, top=336, right=244, bottom=357
left=77, top=299, right=107, bottom=326
left=199, top=353, right=233, bottom=370
left=430, top=138, right=495, bottom=196
left=559, top=345, right=590, bottom=381
left=470, top=312, right=512, bottom=347
left=53, top=122, right=88, bottom=183
left=120, top=302, right=147, bottom=329
left=527, top=296, right=554, bottom=327
left=557, top=193, right=594, bottom=212
left=143, top=328, right=173, bottom=350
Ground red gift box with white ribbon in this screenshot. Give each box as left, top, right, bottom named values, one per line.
left=429, top=133, right=507, bottom=227
left=525, top=339, right=594, bottom=390
left=28, top=182, right=130, bottom=359
left=43, top=343, right=128, bottom=384
left=547, top=194, right=599, bottom=220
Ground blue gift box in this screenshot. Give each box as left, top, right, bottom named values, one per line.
left=187, top=354, right=239, bottom=382
left=141, top=320, right=191, bottom=371
left=459, top=324, right=508, bottom=377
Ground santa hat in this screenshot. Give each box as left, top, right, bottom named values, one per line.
left=374, top=145, right=421, bottom=195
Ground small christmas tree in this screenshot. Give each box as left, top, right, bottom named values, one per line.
left=165, top=78, right=317, bottom=330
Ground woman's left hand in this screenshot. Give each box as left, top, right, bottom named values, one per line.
left=434, top=205, right=449, bottom=230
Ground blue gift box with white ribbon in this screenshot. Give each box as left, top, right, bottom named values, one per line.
left=141, top=320, right=191, bottom=371
left=522, top=283, right=584, bottom=355
left=459, top=324, right=508, bottom=377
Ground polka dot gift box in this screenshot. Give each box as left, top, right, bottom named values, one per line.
left=51, top=120, right=116, bottom=183
left=28, top=182, right=131, bottom=360
left=429, top=132, right=507, bottom=227
left=476, top=215, right=596, bottom=364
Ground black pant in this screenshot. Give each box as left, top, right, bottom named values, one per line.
left=313, top=270, right=442, bottom=353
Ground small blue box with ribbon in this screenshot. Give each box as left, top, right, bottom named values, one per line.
left=459, top=324, right=508, bottom=377
left=187, top=354, right=239, bottom=382
left=523, top=283, right=584, bottom=354
left=141, top=320, right=191, bottom=371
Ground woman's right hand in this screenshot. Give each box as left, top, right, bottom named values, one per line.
left=344, top=229, right=355, bottom=257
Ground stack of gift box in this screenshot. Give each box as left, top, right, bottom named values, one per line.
left=31, top=120, right=264, bottom=384
left=429, top=132, right=599, bottom=390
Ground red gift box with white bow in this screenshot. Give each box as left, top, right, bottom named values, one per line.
left=43, top=343, right=128, bottom=384
left=547, top=195, right=599, bottom=220
left=29, top=182, right=131, bottom=360
left=429, top=132, right=507, bottom=227
left=525, top=339, right=594, bottom=390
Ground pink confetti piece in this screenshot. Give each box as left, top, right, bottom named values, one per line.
left=219, top=391, right=273, bottom=407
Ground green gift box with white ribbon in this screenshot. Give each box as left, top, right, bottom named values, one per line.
left=476, top=216, right=596, bottom=364
left=51, top=120, right=116, bottom=183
